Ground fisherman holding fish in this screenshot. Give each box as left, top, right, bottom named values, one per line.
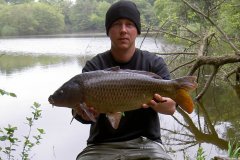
left=49, top=0, right=198, bottom=159
left=76, top=1, right=175, bottom=159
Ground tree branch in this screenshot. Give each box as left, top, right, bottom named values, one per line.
left=181, top=0, right=240, bottom=55
left=152, top=27, right=198, bottom=44
left=188, top=55, right=240, bottom=75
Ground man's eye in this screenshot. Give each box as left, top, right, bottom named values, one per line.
left=112, top=22, right=121, bottom=26
left=126, top=23, right=134, bottom=27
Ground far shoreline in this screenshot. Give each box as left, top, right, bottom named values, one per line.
left=0, top=31, right=160, bottom=39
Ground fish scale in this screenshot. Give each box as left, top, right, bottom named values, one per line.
left=83, top=72, right=172, bottom=113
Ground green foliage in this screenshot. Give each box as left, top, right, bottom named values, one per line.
left=70, top=0, right=109, bottom=32
left=196, top=147, right=206, bottom=160
left=0, top=0, right=6, bottom=4
left=1, top=25, right=18, bottom=36
left=0, top=102, right=45, bottom=160
left=154, top=0, right=180, bottom=24
left=5, top=0, right=34, bottom=4
left=0, top=2, right=64, bottom=36
left=0, top=0, right=239, bottom=38
left=133, top=0, right=158, bottom=28
left=218, top=0, right=240, bottom=39
left=153, top=0, right=240, bottom=44
left=0, top=125, right=19, bottom=160
left=0, top=89, right=16, bottom=97
left=32, top=3, right=65, bottom=34
left=228, top=140, right=240, bottom=158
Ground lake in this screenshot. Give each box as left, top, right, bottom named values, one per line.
left=0, top=35, right=239, bottom=160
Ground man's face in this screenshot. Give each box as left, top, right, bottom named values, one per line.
left=108, top=19, right=138, bottom=50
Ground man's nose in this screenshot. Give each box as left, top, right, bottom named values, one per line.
left=119, top=24, right=127, bottom=33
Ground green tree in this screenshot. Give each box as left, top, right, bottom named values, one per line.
left=153, top=0, right=240, bottom=39
left=39, top=0, right=73, bottom=32
left=31, top=3, right=65, bottom=34
left=133, top=0, right=158, bottom=29
left=0, top=3, right=65, bottom=36
left=0, top=0, right=6, bottom=4
left=70, top=0, right=99, bottom=32
left=218, top=0, right=240, bottom=39
left=5, top=0, right=33, bottom=4
left=90, top=1, right=110, bottom=31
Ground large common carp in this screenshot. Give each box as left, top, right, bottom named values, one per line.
left=48, top=67, right=197, bottom=129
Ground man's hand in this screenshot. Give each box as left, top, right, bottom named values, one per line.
left=142, top=94, right=176, bottom=115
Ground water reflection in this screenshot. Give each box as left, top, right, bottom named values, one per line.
left=161, top=82, right=240, bottom=158
left=0, top=53, right=93, bottom=75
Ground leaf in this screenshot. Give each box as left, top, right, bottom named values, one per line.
left=0, top=89, right=17, bottom=97
left=228, top=140, right=233, bottom=157
left=37, top=128, right=45, bottom=134
left=5, top=147, right=11, bottom=151
left=0, top=89, right=4, bottom=95
left=0, top=136, right=8, bottom=141
left=232, top=146, right=240, bottom=158
left=9, top=92, right=17, bottom=97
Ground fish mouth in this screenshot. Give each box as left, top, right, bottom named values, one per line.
left=48, top=95, right=55, bottom=105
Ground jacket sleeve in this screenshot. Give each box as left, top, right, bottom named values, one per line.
left=152, top=56, right=171, bottom=80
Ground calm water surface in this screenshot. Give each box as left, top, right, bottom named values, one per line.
left=0, top=36, right=239, bottom=160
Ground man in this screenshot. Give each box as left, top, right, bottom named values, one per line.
left=74, top=1, right=176, bottom=159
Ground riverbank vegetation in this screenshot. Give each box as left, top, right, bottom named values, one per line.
left=0, top=95, right=45, bottom=160
left=0, top=0, right=239, bottom=40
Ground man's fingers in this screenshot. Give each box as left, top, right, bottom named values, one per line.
left=153, top=94, right=167, bottom=103
left=142, top=103, right=149, bottom=108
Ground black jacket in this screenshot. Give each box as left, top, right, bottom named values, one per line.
left=74, top=48, right=170, bottom=144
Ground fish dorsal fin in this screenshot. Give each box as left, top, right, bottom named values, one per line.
left=104, top=66, right=162, bottom=79
left=123, top=69, right=162, bottom=79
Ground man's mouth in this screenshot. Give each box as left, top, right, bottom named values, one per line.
left=119, top=38, right=129, bottom=41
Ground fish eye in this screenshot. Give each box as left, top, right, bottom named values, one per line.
left=59, top=90, right=64, bottom=94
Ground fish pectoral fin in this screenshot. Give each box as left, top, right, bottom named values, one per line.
left=79, top=103, right=96, bottom=122
left=106, top=112, right=122, bottom=129
left=175, top=89, right=194, bottom=114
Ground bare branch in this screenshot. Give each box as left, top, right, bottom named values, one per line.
left=140, top=27, right=150, bottom=49
left=152, top=27, right=198, bottom=44
left=171, top=59, right=196, bottom=73
left=181, top=0, right=240, bottom=55
left=172, top=115, right=189, bottom=128
left=198, top=32, right=215, bottom=56
left=168, top=20, right=200, bottom=38
left=196, top=66, right=218, bottom=100
left=208, top=0, right=226, bottom=13
left=155, top=52, right=197, bottom=56
left=225, top=66, right=240, bottom=79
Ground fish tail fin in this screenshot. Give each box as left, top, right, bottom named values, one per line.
left=174, top=76, right=197, bottom=114
left=175, top=76, right=197, bottom=91
left=106, top=112, right=122, bottom=129
left=175, top=89, right=194, bottom=113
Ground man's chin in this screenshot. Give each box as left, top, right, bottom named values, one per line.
left=117, top=44, right=130, bottom=50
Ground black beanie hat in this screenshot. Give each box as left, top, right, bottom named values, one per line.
left=105, top=0, right=141, bottom=35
